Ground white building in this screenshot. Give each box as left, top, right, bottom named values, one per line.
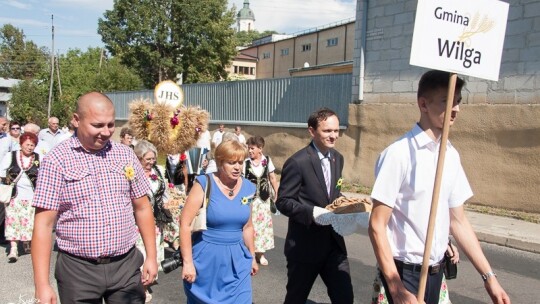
left=236, top=0, right=255, bottom=32
left=0, top=78, right=22, bottom=117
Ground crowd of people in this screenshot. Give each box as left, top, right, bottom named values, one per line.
left=0, top=70, right=512, bottom=304
left=0, top=116, right=70, bottom=262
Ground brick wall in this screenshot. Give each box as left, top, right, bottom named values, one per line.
left=352, top=0, right=540, bottom=104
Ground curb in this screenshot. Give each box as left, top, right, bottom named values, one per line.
left=475, top=232, right=540, bottom=254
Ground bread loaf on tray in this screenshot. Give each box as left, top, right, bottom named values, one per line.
left=325, top=197, right=372, bottom=214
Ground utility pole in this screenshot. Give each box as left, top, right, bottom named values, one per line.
left=56, top=50, right=62, bottom=97
left=47, top=14, right=54, bottom=118
left=98, top=48, right=104, bottom=74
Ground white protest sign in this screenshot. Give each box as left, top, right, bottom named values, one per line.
left=410, top=0, right=509, bottom=81
left=154, top=80, right=184, bottom=108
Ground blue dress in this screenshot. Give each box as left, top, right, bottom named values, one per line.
left=184, top=174, right=256, bottom=304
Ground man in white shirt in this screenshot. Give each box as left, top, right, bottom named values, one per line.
left=211, top=124, right=225, bottom=148
left=38, top=117, right=64, bottom=148
left=369, top=70, right=510, bottom=304
left=234, top=126, right=246, bottom=144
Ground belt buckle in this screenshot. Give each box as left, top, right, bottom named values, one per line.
left=96, top=257, right=111, bottom=264
left=430, top=263, right=440, bottom=274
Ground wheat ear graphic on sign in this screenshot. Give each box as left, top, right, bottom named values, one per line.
left=459, top=12, right=495, bottom=46
left=458, top=12, right=495, bottom=46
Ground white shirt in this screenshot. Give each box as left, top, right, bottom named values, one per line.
left=196, top=130, right=211, bottom=151
left=0, top=151, right=36, bottom=200
left=0, top=136, right=19, bottom=164
left=205, top=159, right=217, bottom=174
left=56, top=131, right=74, bottom=144
left=212, top=130, right=224, bottom=147
left=244, top=155, right=275, bottom=177
left=236, top=133, right=246, bottom=144
left=38, top=128, right=65, bottom=148
left=371, top=124, right=473, bottom=265
left=35, top=140, right=51, bottom=158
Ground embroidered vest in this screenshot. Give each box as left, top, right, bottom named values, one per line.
left=151, top=165, right=173, bottom=228
left=244, top=156, right=271, bottom=201
left=6, top=151, right=40, bottom=197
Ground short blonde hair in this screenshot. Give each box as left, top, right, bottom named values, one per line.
left=214, top=140, right=247, bottom=168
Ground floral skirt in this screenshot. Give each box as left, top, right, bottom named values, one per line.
left=136, top=226, right=165, bottom=271
left=162, top=221, right=180, bottom=248
left=371, top=270, right=452, bottom=304
left=252, top=198, right=274, bottom=253
left=5, top=198, right=34, bottom=241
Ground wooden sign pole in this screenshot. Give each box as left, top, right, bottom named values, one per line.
left=416, top=73, right=458, bottom=302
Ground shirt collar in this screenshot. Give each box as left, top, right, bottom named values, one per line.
left=70, top=135, right=112, bottom=154
left=311, top=141, right=331, bottom=160
left=411, top=123, right=453, bottom=151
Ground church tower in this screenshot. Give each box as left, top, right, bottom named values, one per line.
left=237, top=0, right=255, bottom=32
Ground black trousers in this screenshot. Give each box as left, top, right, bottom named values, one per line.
left=379, top=260, right=445, bottom=304
left=284, top=248, right=353, bottom=304
left=55, top=247, right=145, bottom=304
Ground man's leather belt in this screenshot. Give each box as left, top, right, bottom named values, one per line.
left=61, top=247, right=134, bottom=264
left=394, top=258, right=445, bottom=275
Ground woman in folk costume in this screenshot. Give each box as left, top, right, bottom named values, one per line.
left=134, top=140, right=178, bottom=302
left=243, top=136, right=279, bottom=266
left=128, top=96, right=211, bottom=301
left=0, top=132, right=40, bottom=262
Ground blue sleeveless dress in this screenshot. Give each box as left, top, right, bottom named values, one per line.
left=184, top=174, right=256, bottom=304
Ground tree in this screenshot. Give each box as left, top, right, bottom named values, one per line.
left=0, top=24, right=48, bottom=79
left=98, top=0, right=237, bottom=87
left=8, top=80, right=49, bottom=126
left=235, top=30, right=279, bottom=47
left=8, top=47, right=143, bottom=126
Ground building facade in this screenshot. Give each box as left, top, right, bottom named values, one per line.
left=239, top=19, right=355, bottom=79
left=0, top=78, right=21, bottom=117
left=349, top=0, right=540, bottom=212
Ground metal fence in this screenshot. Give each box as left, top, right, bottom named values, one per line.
left=106, top=73, right=352, bottom=126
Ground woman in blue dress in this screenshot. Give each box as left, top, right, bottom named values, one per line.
left=180, top=140, right=258, bottom=304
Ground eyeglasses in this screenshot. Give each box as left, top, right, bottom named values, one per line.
left=10, top=127, right=20, bottom=130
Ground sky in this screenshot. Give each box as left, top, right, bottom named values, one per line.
left=0, top=0, right=356, bottom=53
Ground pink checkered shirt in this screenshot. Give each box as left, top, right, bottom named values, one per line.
left=33, top=136, right=150, bottom=259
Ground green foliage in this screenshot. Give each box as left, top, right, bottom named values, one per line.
left=8, top=80, right=49, bottom=126
left=98, top=0, right=237, bottom=87
left=8, top=47, right=143, bottom=127
left=0, top=24, right=48, bottom=79
left=235, top=30, right=279, bottom=47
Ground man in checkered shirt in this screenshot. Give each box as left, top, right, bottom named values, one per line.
left=31, top=92, right=158, bottom=304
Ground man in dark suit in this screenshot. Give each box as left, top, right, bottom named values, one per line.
left=276, top=108, right=353, bottom=304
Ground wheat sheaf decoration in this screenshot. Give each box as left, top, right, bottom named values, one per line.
left=128, top=98, right=210, bottom=155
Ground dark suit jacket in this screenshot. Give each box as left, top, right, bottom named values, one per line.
left=276, top=143, right=347, bottom=263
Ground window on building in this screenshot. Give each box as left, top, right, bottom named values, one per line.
left=234, top=66, right=238, bottom=73
left=235, top=66, right=254, bottom=75
left=281, top=48, right=289, bottom=56
left=262, top=52, right=271, bottom=59
left=302, top=44, right=312, bottom=52
left=327, top=38, right=338, bottom=47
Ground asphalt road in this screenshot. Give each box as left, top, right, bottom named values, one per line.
left=1, top=215, right=539, bottom=303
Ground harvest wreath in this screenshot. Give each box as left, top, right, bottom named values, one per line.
left=128, top=99, right=210, bottom=155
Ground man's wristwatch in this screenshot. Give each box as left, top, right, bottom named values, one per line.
left=481, top=271, right=497, bottom=282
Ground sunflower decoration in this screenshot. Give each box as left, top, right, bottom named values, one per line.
left=128, top=98, right=210, bottom=155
